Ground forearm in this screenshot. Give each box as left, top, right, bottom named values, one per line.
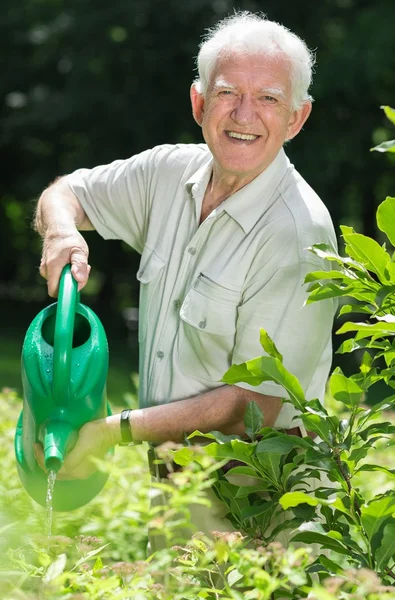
left=105, top=385, right=283, bottom=446
left=35, top=176, right=93, bottom=237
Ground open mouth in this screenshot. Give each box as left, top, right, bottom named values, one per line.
left=225, top=131, right=260, bottom=142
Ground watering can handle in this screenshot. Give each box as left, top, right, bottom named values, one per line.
left=53, top=265, right=80, bottom=406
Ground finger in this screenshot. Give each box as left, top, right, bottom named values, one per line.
left=70, top=250, right=90, bottom=291
left=46, top=262, right=68, bottom=298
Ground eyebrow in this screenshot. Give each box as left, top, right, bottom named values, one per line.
left=213, top=79, right=236, bottom=90
left=259, top=87, right=286, bottom=99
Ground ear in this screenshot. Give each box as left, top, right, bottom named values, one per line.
left=190, top=83, right=205, bottom=127
left=285, top=101, right=312, bottom=141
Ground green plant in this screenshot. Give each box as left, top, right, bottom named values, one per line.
left=164, top=106, right=395, bottom=594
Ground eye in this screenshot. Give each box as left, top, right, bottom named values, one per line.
left=261, top=95, right=277, bottom=104
left=218, top=90, right=235, bottom=97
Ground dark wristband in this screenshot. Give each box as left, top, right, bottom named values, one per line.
left=119, top=409, right=141, bottom=446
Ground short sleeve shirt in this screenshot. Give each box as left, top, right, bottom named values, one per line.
left=68, top=144, right=338, bottom=428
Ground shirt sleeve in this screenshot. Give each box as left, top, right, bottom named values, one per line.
left=232, top=260, right=336, bottom=427
left=66, top=147, right=164, bottom=254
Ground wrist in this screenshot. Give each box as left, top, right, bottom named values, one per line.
left=118, top=410, right=143, bottom=446
left=103, top=414, right=123, bottom=447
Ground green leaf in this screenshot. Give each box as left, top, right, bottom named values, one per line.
left=241, top=502, right=277, bottom=521
left=223, top=356, right=306, bottom=411
left=300, top=414, right=332, bottom=443
left=290, top=522, right=349, bottom=555
left=224, top=465, right=260, bottom=478
left=355, top=464, right=395, bottom=478
left=279, top=491, right=318, bottom=509
left=371, top=140, right=395, bottom=153
left=221, top=358, right=264, bottom=386
left=348, top=444, right=371, bottom=466
left=304, top=270, right=357, bottom=283
left=306, top=283, right=353, bottom=303
left=204, top=440, right=255, bottom=468
left=235, top=484, right=265, bottom=498
left=43, top=554, right=67, bottom=583
left=339, top=304, right=374, bottom=317
left=382, top=105, right=395, bottom=126
left=244, top=400, right=264, bottom=441
left=318, top=554, right=344, bottom=575
left=256, top=452, right=281, bottom=482
left=256, top=435, right=309, bottom=456
left=172, top=447, right=195, bottom=467
left=375, top=522, right=395, bottom=570
left=227, top=568, right=243, bottom=587
left=308, top=243, right=347, bottom=265
left=340, top=228, right=392, bottom=283
left=336, top=321, right=395, bottom=338
left=259, top=328, right=283, bottom=361
left=329, top=369, right=363, bottom=407
left=187, top=430, right=241, bottom=443
left=377, top=197, right=395, bottom=247
left=361, top=494, right=395, bottom=544
left=358, top=422, right=395, bottom=441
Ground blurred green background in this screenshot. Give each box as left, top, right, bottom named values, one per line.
left=1, top=0, right=395, bottom=405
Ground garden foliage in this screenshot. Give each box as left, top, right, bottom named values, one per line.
left=166, top=106, right=395, bottom=596
left=2, top=106, right=395, bottom=598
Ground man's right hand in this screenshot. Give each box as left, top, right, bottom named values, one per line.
left=39, top=230, right=91, bottom=297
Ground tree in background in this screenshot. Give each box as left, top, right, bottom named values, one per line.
left=1, top=0, right=395, bottom=316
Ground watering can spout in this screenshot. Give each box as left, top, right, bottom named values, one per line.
left=42, top=420, right=77, bottom=473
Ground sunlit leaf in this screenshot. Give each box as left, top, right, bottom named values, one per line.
left=340, top=228, right=392, bottom=283
left=304, top=270, right=356, bottom=283
left=279, top=491, right=318, bottom=509
left=337, top=321, right=395, bottom=338
left=370, top=140, right=395, bottom=153
left=381, top=105, right=395, bottom=126
left=259, top=328, right=283, bottom=361
left=361, top=494, right=395, bottom=544
left=43, top=554, right=67, bottom=583
left=377, top=197, right=395, bottom=247
left=329, top=369, right=363, bottom=407
left=376, top=522, right=395, bottom=570
left=300, top=414, right=332, bottom=443
left=223, top=356, right=306, bottom=411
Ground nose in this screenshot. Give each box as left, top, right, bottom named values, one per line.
left=231, top=94, right=256, bottom=125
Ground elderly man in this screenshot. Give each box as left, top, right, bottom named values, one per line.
left=35, top=12, right=337, bottom=541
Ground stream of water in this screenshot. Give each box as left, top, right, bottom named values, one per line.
left=45, top=470, right=57, bottom=538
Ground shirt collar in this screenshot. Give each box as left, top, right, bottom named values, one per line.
left=185, top=148, right=290, bottom=234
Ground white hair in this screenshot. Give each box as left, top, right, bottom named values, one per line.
left=194, top=11, right=315, bottom=110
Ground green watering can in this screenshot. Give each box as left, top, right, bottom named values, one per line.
left=14, top=265, right=111, bottom=511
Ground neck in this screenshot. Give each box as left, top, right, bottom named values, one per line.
left=207, top=166, right=259, bottom=206
left=200, top=166, right=258, bottom=224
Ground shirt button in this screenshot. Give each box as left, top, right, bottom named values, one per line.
left=174, top=299, right=181, bottom=310
left=198, top=319, right=206, bottom=329
left=156, top=351, right=164, bottom=359
left=188, top=247, right=196, bottom=255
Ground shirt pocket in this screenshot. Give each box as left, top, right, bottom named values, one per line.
left=177, top=274, right=240, bottom=383
left=137, top=246, right=166, bottom=342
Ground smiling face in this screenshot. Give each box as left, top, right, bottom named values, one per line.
left=191, top=53, right=312, bottom=187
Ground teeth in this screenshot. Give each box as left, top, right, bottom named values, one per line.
left=227, top=131, right=258, bottom=141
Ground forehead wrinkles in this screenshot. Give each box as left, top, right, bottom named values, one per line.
left=209, top=52, right=292, bottom=97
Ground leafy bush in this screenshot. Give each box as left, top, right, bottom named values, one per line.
left=160, top=105, right=395, bottom=597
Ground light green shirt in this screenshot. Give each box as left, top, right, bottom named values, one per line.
left=68, top=144, right=337, bottom=428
